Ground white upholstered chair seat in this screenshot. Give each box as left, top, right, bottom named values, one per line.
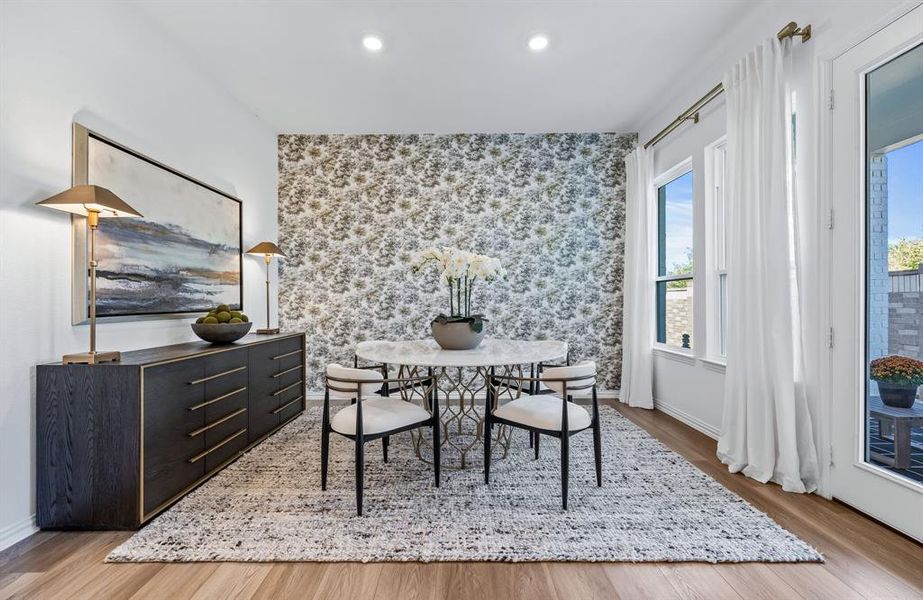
left=331, top=398, right=431, bottom=436
left=493, top=395, right=592, bottom=432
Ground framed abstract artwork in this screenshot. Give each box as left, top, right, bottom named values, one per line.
left=71, top=123, right=243, bottom=323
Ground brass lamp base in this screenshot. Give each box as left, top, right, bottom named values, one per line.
left=256, top=328, right=280, bottom=335
left=63, top=350, right=121, bottom=365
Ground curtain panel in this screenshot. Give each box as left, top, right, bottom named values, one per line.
left=717, top=38, right=822, bottom=493
left=619, top=147, right=655, bottom=409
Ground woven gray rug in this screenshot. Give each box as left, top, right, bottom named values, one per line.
left=107, top=405, right=822, bottom=563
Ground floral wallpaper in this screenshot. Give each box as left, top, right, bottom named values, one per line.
left=278, top=133, right=635, bottom=390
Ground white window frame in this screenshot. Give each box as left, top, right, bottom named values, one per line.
left=653, top=158, right=695, bottom=355
left=704, top=137, right=728, bottom=365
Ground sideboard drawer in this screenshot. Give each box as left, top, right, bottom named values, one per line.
left=143, top=358, right=207, bottom=516
left=197, top=405, right=249, bottom=473
left=197, top=348, right=249, bottom=417
left=276, top=335, right=303, bottom=356
left=275, top=394, right=303, bottom=423
left=249, top=342, right=280, bottom=441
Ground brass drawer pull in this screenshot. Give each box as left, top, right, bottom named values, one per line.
left=188, top=386, right=247, bottom=411
left=188, top=365, right=247, bottom=385
left=271, top=349, right=303, bottom=360
left=272, top=396, right=304, bottom=415
left=271, top=380, right=303, bottom=397
left=188, top=407, right=247, bottom=437
left=271, top=365, right=302, bottom=379
left=188, top=428, right=247, bottom=463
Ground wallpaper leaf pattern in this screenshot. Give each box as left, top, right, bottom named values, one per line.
left=278, top=133, right=635, bottom=390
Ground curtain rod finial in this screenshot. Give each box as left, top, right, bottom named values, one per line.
left=778, top=21, right=811, bottom=43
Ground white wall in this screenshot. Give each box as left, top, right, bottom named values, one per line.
left=0, top=1, right=278, bottom=549
left=637, top=0, right=915, bottom=439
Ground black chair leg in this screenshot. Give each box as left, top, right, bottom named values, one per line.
left=593, top=418, right=602, bottom=487
left=320, top=425, right=329, bottom=491
left=534, top=432, right=540, bottom=460
left=561, top=433, right=569, bottom=510
left=433, top=419, right=441, bottom=487
left=355, top=439, right=365, bottom=516
left=484, top=419, right=492, bottom=484
left=382, top=436, right=389, bottom=463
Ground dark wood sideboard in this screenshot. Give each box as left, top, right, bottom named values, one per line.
left=36, top=332, right=306, bottom=530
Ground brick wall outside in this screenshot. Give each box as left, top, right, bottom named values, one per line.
left=869, top=153, right=889, bottom=362
left=889, top=274, right=923, bottom=359
left=665, top=287, right=693, bottom=349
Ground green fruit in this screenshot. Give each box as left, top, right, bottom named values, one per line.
left=216, top=311, right=232, bottom=323
left=229, top=317, right=242, bottom=324
left=216, top=304, right=230, bottom=313
left=239, top=314, right=248, bottom=322
left=196, top=317, right=205, bottom=324
left=230, top=311, right=242, bottom=319
left=203, top=316, right=219, bottom=324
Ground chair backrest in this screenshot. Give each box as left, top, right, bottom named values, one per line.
left=325, top=363, right=383, bottom=399
left=541, top=361, right=597, bottom=395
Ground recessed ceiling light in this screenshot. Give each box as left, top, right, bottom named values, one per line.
left=362, top=35, right=383, bottom=52
left=527, top=34, right=549, bottom=52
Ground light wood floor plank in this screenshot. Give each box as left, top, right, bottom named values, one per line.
left=190, top=563, right=273, bottom=600
left=604, top=563, right=683, bottom=599
left=311, top=562, right=382, bottom=600
left=658, top=564, right=742, bottom=599
left=0, top=573, right=42, bottom=600
left=372, top=562, right=438, bottom=600
left=129, top=563, right=220, bottom=599
left=250, top=563, right=327, bottom=599
left=715, top=563, right=804, bottom=600
left=545, top=562, right=619, bottom=600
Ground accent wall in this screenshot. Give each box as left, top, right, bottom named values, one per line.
left=277, top=133, right=635, bottom=390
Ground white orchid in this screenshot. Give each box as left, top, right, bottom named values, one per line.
left=410, top=246, right=503, bottom=317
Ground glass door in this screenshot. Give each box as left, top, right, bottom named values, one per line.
left=830, top=5, right=923, bottom=541
left=865, top=42, right=923, bottom=484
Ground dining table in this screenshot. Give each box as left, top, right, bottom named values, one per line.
left=355, top=338, right=568, bottom=469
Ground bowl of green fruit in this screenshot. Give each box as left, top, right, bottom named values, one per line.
left=191, top=304, right=252, bottom=343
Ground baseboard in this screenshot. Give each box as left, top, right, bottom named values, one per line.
left=0, top=514, right=37, bottom=552
left=653, top=398, right=721, bottom=440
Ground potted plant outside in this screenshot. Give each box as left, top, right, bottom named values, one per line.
left=870, top=355, right=923, bottom=409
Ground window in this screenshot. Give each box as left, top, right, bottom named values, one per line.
left=709, top=140, right=728, bottom=358
left=656, top=169, right=694, bottom=349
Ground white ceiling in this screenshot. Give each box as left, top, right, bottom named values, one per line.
left=136, top=1, right=759, bottom=134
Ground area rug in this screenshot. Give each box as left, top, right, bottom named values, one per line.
left=107, top=405, right=822, bottom=563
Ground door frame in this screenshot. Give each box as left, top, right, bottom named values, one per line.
left=824, top=4, right=923, bottom=542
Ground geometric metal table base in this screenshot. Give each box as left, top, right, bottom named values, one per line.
left=400, top=365, right=521, bottom=470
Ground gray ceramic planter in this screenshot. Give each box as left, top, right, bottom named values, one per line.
left=431, top=320, right=485, bottom=350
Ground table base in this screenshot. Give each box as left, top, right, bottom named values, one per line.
left=399, top=365, right=522, bottom=470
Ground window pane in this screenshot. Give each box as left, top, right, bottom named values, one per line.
left=658, top=171, right=694, bottom=277
left=865, top=42, right=923, bottom=485
left=719, top=272, right=728, bottom=357
left=657, top=278, right=694, bottom=349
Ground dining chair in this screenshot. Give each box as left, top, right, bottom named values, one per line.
left=484, top=361, right=601, bottom=509
left=322, top=364, right=440, bottom=515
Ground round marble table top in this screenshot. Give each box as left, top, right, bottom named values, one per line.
left=354, top=338, right=568, bottom=368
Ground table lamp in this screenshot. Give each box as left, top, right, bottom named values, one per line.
left=246, top=241, right=287, bottom=334
left=36, top=185, right=143, bottom=364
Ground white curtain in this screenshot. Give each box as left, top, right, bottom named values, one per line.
left=717, top=38, right=821, bottom=493
left=619, top=146, right=654, bottom=409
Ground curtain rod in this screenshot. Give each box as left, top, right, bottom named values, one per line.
left=642, top=21, right=812, bottom=150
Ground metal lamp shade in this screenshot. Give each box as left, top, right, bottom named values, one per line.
left=35, top=185, right=142, bottom=218
left=246, top=241, right=287, bottom=258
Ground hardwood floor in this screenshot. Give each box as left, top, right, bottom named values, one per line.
left=2, top=402, right=921, bottom=600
